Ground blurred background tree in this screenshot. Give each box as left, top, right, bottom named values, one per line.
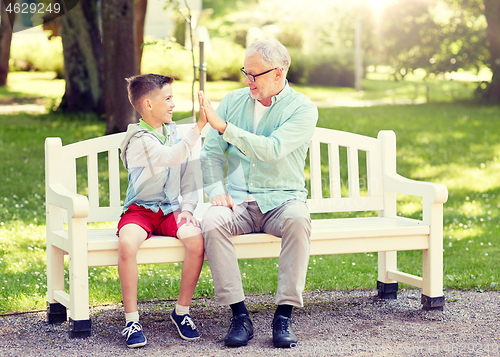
left=59, top=0, right=105, bottom=115
left=196, top=0, right=498, bottom=98
left=483, top=0, right=500, bottom=101
left=134, top=0, right=148, bottom=73
left=3, top=0, right=499, bottom=130
left=102, top=0, right=137, bottom=134
left=0, top=0, right=15, bottom=86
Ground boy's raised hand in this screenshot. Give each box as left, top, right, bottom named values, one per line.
left=195, top=91, right=208, bottom=133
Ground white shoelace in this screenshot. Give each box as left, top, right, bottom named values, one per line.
left=181, top=315, right=197, bottom=330
left=121, top=321, right=142, bottom=340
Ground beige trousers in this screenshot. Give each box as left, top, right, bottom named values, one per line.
left=201, top=199, right=311, bottom=307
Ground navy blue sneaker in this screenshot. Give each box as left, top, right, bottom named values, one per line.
left=121, top=321, right=147, bottom=348
left=170, top=309, right=200, bottom=340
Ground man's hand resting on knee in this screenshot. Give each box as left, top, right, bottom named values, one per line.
left=211, top=194, right=237, bottom=212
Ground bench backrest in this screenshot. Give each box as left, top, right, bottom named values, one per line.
left=308, top=127, right=385, bottom=214
left=45, top=124, right=391, bottom=223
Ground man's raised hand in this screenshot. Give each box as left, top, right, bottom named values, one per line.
left=198, top=91, right=227, bottom=134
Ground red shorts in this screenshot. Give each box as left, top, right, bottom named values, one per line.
left=117, top=205, right=187, bottom=239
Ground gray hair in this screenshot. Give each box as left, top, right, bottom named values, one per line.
left=246, top=39, right=291, bottom=74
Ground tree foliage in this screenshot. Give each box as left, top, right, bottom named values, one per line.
left=202, top=0, right=258, bottom=19
left=379, top=0, right=488, bottom=80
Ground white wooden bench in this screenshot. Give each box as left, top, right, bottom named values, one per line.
left=45, top=124, right=448, bottom=337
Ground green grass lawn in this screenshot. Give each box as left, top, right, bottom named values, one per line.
left=0, top=72, right=498, bottom=313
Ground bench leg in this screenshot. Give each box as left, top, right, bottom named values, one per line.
left=47, top=302, right=67, bottom=324
left=46, top=206, right=66, bottom=324
left=69, top=318, right=92, bottom=338
left=67, top=218, right=92, bottom=337
left=46, top=245, right=66, bottom=323
left=421, top=202, right=445, bottom=311
left=421, top=295, right=445, bottom=311
left=377, top=281, right=398, bottom=299
left=377, top=251, right=398, bottom=299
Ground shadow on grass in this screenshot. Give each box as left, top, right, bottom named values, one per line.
left=0, top=86, right=45, bottom=105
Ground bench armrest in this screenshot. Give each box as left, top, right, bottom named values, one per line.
left=384, top=173, right=448, bottom=204
left=46, top=183, right=89, bottom=218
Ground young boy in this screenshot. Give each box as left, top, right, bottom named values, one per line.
left=117, top=74, right=207, bottom=348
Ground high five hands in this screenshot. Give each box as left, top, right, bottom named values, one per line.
left=198, top=91, right=227, bottom=134
left=197, top=91, right=236, bottom=212
left=194, top=93, right=208, bottom=134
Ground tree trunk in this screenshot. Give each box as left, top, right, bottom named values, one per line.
left=59, top=0, right=105, bottom=114
left=102, top=0, right=138, bottom=134
left=484, top=0, right=500, bottom=101
left=134, top=0, right=147, bottom=74
left=0, top=1, right=15, bottom=87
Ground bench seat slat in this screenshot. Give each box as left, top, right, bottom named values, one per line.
left=311, top=217, right=429, bottom=238
left=84, top=216, right=428, bottom=251
left=81, top=217, right=430, bottom=267
left=83, top=220, right=429, bottom=267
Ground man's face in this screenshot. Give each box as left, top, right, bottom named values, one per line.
left=243, top=53, right=282, bottom=106
left=148, top=84, right=175, bottom=127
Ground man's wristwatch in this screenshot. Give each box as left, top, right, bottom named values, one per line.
left=219, top=121, right=228, bottom=135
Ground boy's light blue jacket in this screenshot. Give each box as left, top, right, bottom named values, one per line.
left=120, top=122, right=200, bottom=215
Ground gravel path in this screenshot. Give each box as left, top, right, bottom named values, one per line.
left=1, top=289, right=499, bottom=356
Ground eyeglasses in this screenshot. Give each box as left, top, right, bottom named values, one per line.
left=240, top=67, right=278, bottom=82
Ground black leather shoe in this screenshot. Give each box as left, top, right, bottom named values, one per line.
left=272, top=315, right=298, bottom=348
left=224, top=314, right=254, bottom=347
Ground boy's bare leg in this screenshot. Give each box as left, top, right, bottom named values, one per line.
left=118, top=224, right=148, bottom=313
left=176, top=224, right=204, bottom=306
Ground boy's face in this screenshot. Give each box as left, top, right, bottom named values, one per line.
left=145, top=84, right=175, bottom=127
